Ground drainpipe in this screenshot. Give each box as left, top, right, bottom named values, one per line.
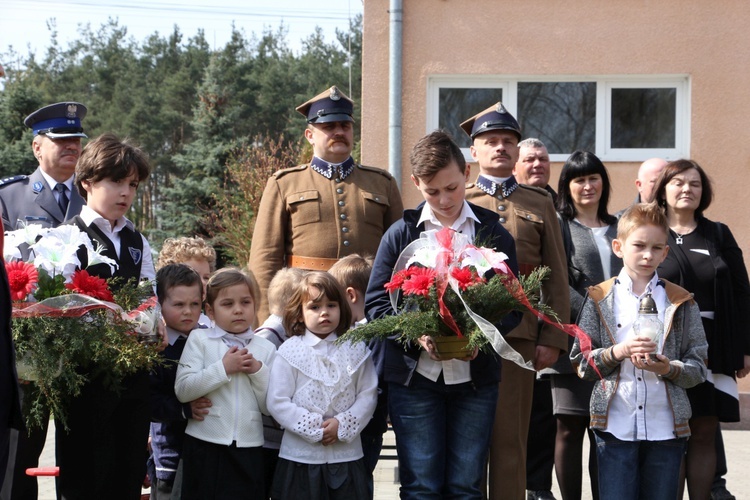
left=389, top=0, right=403, bottom=188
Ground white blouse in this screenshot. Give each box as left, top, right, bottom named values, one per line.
left=266, top=331, right=378, bottom=464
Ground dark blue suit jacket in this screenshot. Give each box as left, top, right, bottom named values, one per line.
left=365, top=201, right=521, bottom=388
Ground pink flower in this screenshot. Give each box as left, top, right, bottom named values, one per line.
left=385, top=269, right=411, bottom=293
left=451, top=266, right=484, bottom=291
left=402, top=267, right=437, bottom=297
left=65, top=270, right=114, bottom=302
left=6, top=261, right=38, bottom=301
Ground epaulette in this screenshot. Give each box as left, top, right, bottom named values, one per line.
left=518, top=184, right=552, bottom=197
left=0, top=175, right=28, bottom=188
left=273, top=164, right=308, bottom=179
left=358, top=164, right=395, bottom=179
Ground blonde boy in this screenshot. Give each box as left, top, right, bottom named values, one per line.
left=570, top=203, right=708, bottom=500
left=256, top=267, right=307, bottom=348
left=329, top=254, right=373, bottom=326
left=157, top=237, right=217, bottom=290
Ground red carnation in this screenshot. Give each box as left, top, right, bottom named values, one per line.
left=451, top=266, right=484, bottom=291
left=65, top=270, right=114, bottom=302
left=402, top=267, right=437, bottom=297
left=6, top=261, right=38, bottom=301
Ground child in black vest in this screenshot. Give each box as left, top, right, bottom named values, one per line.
left=56, top=133, right=158, bottom=500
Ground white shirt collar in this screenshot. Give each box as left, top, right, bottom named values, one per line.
left=80, top=205, right=135, bottom=234
left=205, top=324, right=255, bottom=348
left=39, top=169, right=74, bottom=192
left=302, top=329, right=337, bottom=346
left=615, top=268, right=661, bottom=298
left=166, top=325, right=189, bottom=346
left=416, top=200, right=479, bottom=236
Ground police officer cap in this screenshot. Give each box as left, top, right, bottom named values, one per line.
left=460, top=102, right=521, bottom=141
left=296, top=86, right=354, bottom=124
left=24, top=102, right=88, bottom=139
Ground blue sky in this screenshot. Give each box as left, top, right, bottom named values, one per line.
left=1, top=0, right=363, bottom=57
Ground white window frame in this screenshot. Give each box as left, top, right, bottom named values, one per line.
left=427, top=75, right=690, bottom=162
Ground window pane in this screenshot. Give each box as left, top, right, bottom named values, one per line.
left=518, top=82, right=596, bottom=154
left=611, top=88, right=676, bottom=148
left=438, top=88, right=502, bottom=148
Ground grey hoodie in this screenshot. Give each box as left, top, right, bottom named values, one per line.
left=570, top=278, right=708, bottom=438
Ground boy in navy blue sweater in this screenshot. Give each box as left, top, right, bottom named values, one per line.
left=149, top=263, right=209, bottom=499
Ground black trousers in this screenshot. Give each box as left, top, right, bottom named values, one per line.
left=56, top=371, right=150, bottom=500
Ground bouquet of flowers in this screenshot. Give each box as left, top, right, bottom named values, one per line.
left=4, top=224, right=160, bottom=429
left=340, top=228, right=558, bottom=364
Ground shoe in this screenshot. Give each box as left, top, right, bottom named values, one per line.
left=527, top=491, right=557, bottom=500
left=711, top=486, right=736, bottom=500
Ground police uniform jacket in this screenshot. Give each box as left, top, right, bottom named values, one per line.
left=0, top=167, right=85, bottom=230
left=466, top=175, right=569, bottom=350
left=249, top=161, right=403, bottom=319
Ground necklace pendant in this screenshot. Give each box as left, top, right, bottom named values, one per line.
left=675, top=235, right=683, bottom=245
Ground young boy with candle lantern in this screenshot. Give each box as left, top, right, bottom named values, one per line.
left=570, top=203, right=708, bottom=500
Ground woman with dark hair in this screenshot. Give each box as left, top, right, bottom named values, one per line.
left=550, top=151, right=622, bottom=500
left=654, top=159, right=750, bottom=499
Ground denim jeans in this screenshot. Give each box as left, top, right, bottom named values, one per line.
left=594, top=430, right=687, bottom=500
left=388, top=373, right=498, bottom=499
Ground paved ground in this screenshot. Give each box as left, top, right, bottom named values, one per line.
left=33, top=423, right=750, bottom=499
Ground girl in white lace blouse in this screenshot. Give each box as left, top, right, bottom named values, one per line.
left=266, top=271, right=378, bottom=500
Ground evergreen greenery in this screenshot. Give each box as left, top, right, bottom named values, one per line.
left=340, top=266, right=556, bottom=351
left=12, top=279, right=160, bottom=430
left=0, top=15, right=363, bottom=263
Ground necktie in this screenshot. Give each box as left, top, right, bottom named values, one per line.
left=55, top=183, right=69, bottom=215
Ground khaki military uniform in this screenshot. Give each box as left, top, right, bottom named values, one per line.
left=249, top=163, right=403, bottom=321
left=466, top=175, right=569, bottom=500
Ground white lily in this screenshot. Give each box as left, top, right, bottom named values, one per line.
left=3, top=233, right=22, bottom=261
left=406, top=246, right=441, bottom=269
left=44, top=225, right=93, bottom=251
left=31, top=237, right=81, bottom=280
left=9, top=223, right=49, bottom=246
left=87, top=241, right=118, bottom=275
left=461, top=246, right=509, bottom=276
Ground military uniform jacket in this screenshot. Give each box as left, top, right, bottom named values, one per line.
left=249, top=162, right=403, bottom=319
left=0, top=167, right=85, bottom=230
left=466, top=175, right=569, bottom=349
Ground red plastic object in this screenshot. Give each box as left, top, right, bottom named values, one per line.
left=25, top=466, right=60, bottom=477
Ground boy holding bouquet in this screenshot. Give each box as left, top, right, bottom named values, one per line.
left=57, top=133, right=159, bottom=500
left=365, top=131, right=521, bottom=498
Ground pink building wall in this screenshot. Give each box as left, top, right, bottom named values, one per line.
left=361, top=0, right=750, bottom=250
